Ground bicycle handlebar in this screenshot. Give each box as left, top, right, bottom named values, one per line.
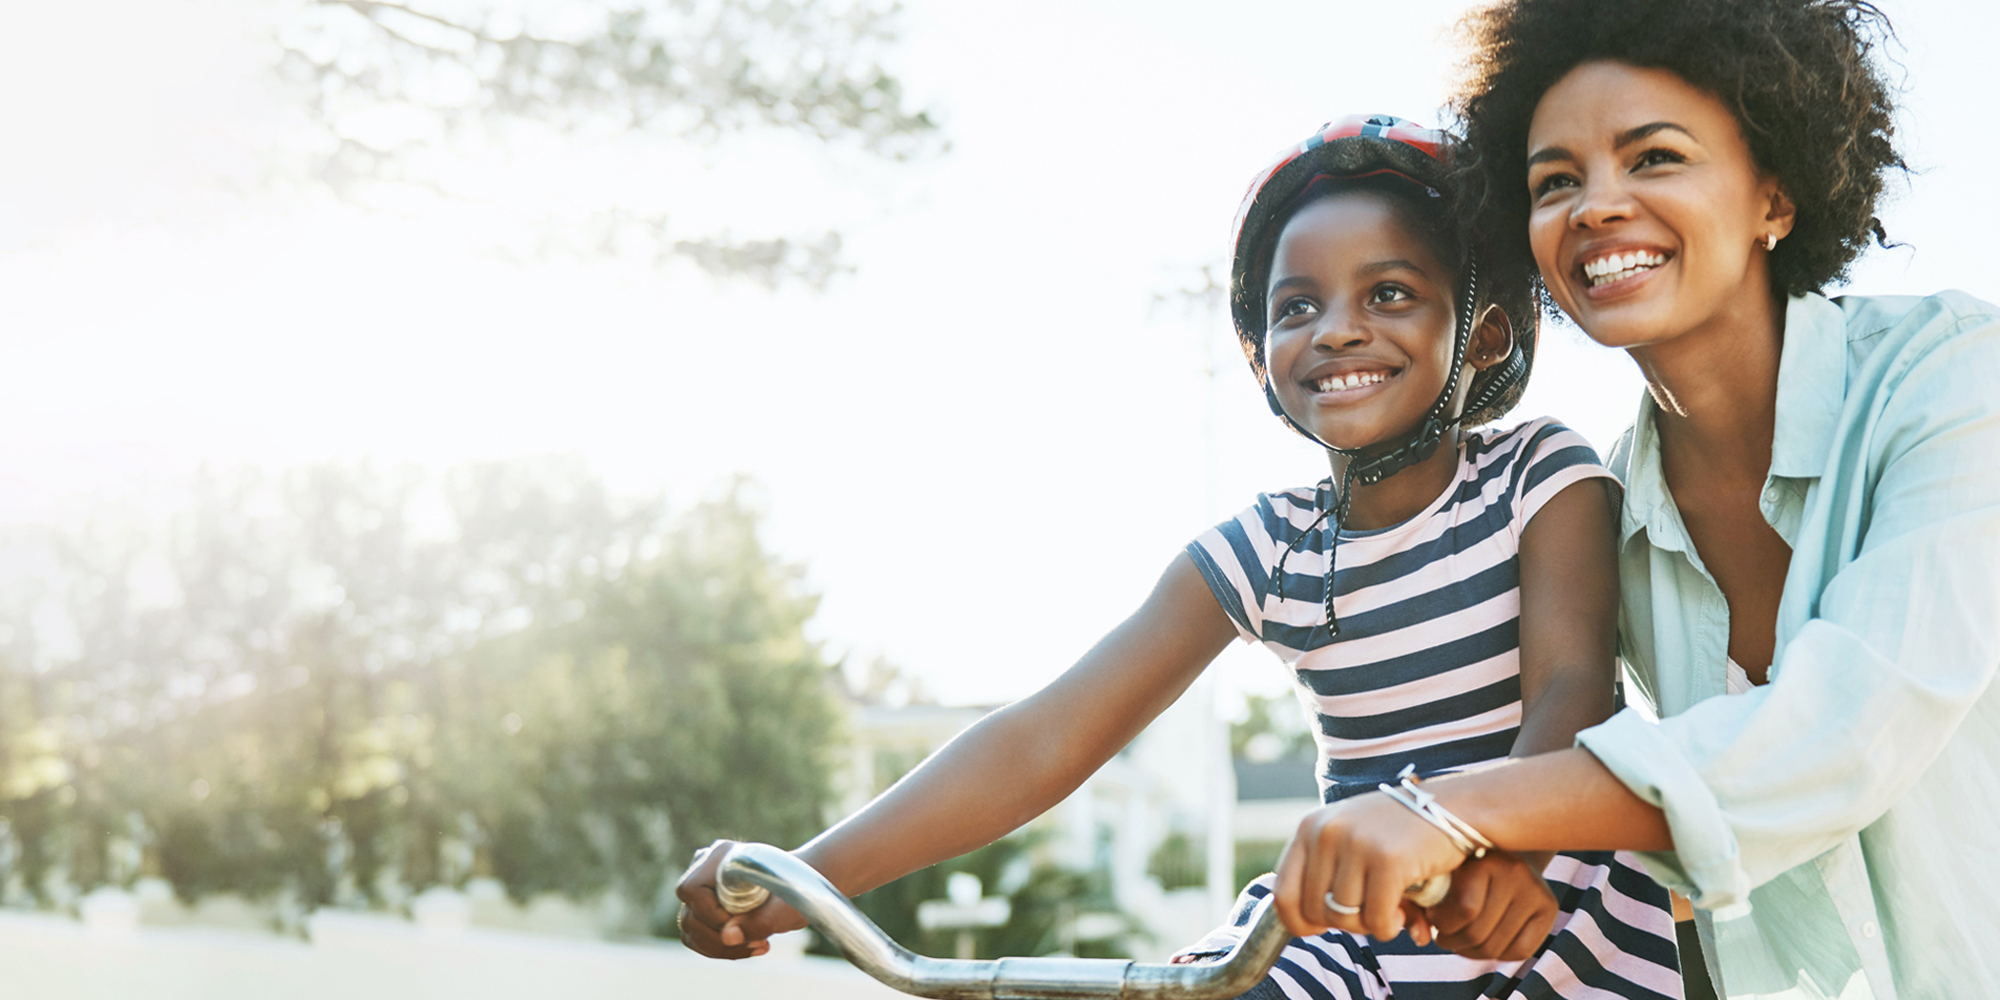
left=715, top=842, right=1444, bottom=1000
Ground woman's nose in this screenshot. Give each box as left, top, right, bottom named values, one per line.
left=1569, top=174, right=1636, bottom=229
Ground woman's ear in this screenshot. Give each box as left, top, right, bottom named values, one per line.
left=1468, top=304, right=1514, bottom=371
left=1763, top=181, right=1798, bottom=242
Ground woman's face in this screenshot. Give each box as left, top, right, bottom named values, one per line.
left=1524, top=60, right=1793, bottom=350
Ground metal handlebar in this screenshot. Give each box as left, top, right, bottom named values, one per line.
left=716, top=842, right=1430, bottom=1000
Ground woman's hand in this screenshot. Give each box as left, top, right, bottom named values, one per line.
left=1426, top=850, right=1558, bottom=960
left=674, top=839, right=809, bottom=959
left=1273, top=791, right=1470, bottom=942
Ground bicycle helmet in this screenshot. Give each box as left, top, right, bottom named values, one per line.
left=1229, top=114, right=1535, bottom=638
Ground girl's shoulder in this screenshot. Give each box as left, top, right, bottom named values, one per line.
left=1465, top=416, right=1617, bottom=530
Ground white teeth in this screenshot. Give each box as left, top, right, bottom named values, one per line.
left=1315, top=372, right=1385, bottom=392
left=1585, top=250, right=1666, bottom=287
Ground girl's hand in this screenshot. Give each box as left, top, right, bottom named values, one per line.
left=1273, top=791, right=1469, bottom=942
left=1425, top=850, right=1558, bottom=960
left=673, top=839, right=809, bottom=959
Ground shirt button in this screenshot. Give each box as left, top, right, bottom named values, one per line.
left=1862, top=921, right=1878, bottom=938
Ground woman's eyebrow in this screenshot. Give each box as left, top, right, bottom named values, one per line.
left=1526, top=145, right=1573, bottom=168
left=1528, top=122, right=1697, bottom=168
left=1615, top=121, right=1696, bottom=147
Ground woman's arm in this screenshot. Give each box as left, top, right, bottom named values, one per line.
left=675, top=551, right=1238, bottom=958
left=1282, top=303, right=2000, bottom=937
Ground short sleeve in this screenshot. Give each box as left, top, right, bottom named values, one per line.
left=1504, top=418, right=1619, bottom=531
left=1185, top=491, right=1317, bottom=646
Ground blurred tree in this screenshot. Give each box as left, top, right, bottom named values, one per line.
left=430, top=478, right=844, bottom=932
left=279, top=0, right=943, bottom=287
left=1228, top=692, right=1314, bottom=762
left=0, top=462, right=844, bottom=935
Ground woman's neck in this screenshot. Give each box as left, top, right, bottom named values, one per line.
left=1339, top=427, right=1464, bottom=531
left=1630, top=291, right=1787, bottom=483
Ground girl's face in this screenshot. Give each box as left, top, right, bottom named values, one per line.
left=1524, top=60, right=1794, bottom=350
left=1263, top=190, right=1462, bottom=452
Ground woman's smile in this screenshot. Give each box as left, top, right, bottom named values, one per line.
left=1524, top=61, right=1792, bottom=351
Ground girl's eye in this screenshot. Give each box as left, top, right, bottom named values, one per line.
left=1635, top=147, right=1687, bottom=169
left=1370, top=284, right=1413, bottom=305
left=1273, top=297, right=1317, bottom=323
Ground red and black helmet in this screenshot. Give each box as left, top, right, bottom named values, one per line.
left=1228, top=114, right=1534, bottom=478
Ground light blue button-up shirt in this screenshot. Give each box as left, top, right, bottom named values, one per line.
left=1576, top=291, right=2000, bottom=1000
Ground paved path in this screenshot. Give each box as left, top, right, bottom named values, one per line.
left=0, top=911, right=907, bottom=1000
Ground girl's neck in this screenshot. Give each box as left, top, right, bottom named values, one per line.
left=1630, top=291, right=1787, bottom=483
left=1338, top=427, right=1464, bottom=531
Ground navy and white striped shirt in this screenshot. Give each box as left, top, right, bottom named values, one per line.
left=1187, top=417, right=1616, bottom=804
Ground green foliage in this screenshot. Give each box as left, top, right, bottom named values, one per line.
left=1234, top=840, right=1286, bottom=894
left=824, top=835, right=1132, bottom=961
left=1229, top=692, right=1316, bottom=761
left=0, top=462, right=842, bottom=933
left=278, top=0, right=944, bottom=286
left=1145, top=831, right=1206, bottom=892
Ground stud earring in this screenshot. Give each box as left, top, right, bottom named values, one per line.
left=1762, top=233, right=1779, bottom=251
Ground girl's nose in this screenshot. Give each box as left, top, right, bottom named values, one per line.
left=1311, top=304, right=1371, bottom=350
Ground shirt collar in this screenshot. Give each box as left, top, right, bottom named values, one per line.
left=1769, top=292, right=1847, bottom=479
left=1616, top=293, right=1846, bottom=547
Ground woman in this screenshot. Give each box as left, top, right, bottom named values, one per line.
left=1264, top=2, right=2000, bottom=998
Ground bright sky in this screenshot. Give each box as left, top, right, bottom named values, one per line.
left=3, top=0, right=1995, bottom=705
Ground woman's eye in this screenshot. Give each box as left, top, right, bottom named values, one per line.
left=1531, top=173, right=1577, bottom=198
left=1635, top=147, right=1687, bottom=169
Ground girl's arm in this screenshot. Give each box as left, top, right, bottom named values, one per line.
left=1512, top=477, right=1620, bottom=756
left=676, top=552, right=1238, bottom=958
left=1410, top=476, right=1623, bottom=956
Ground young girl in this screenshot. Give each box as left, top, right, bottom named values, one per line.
left=676, top=115, right=1679, bottom=999
left=1264, top=4, right=2000, bottom=1000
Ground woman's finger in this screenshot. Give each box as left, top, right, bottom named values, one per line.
left=1359, top=864, right=1409, bottom=942
left=1318, top=833, right=1370, bottom=935
left=1272, top=832, right=1324, bottom=937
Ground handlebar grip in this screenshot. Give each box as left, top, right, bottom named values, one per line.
left=717, top=872, right=772, bottom=914
left=1406, top=873, right=1450, bottom=908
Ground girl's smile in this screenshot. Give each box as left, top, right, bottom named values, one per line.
left=1263, top=190, right=1457, bottom=453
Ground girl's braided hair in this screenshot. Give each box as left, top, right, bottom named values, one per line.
left=1449, top=0, right=1906, bottom=304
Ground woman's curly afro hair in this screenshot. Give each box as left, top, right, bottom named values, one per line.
left=1450, top=0, right=1905, bottom=301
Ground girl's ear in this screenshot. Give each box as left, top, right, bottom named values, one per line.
left=1468, top=304, right=1514, bottom=371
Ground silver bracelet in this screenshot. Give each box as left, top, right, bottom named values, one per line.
left=1377, top=764, right=1494, bottom=859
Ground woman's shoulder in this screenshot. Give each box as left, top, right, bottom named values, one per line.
left=1827, top=290, right=2000, bottom=363
left=1823, top=290, right=2000, bottom=404
left=1832, top=289, right=1999, bottom=333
